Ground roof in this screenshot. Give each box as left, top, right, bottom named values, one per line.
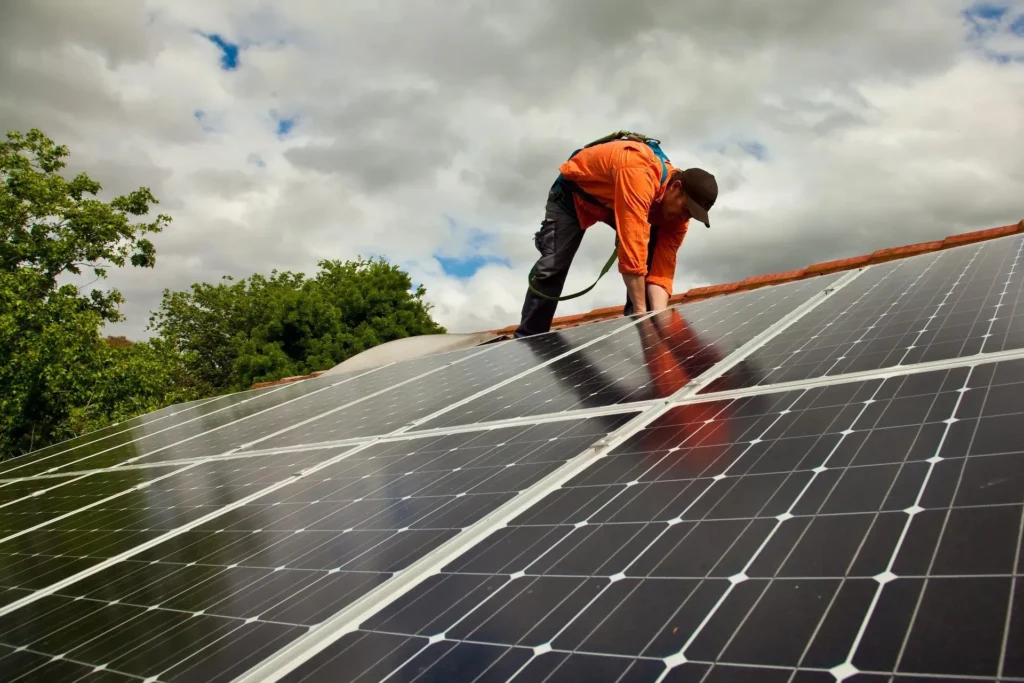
left=490, top=218, right=1024, bottom=334
left=252, top=219, right=1023, bottom=390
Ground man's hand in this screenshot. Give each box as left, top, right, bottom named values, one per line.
left=623, top=273, right=647, bottom=313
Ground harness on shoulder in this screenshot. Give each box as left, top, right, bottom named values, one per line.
left=527, top=131, right=670, bottom=302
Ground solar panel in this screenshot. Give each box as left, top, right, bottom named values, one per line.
left=702, top=234, right=1024, bottom=394
left=413, top=274, right=844, bottom=432
left=248, top=316, right=645, bottom=448
left=273, top=361, right=1021, bottom=682
left=0, top=344, right=498, bottom=478
left=3, top=235, right=1023, bottom=683
left=0, top=415, right=633, bottom=682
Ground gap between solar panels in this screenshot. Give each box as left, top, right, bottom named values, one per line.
left=2, top=342, right=500, bottom=483
left=228, top=268, right=867, bottom=683
left=0, top=367, right=359, bottom=480
left=12, top=341, right=1024, bottom=493
left=218, top=268, right=864, bottom=461
left=0, top=268, right=859, bottom=580
left=0, top=461, right=205, bottom=547
left=0, top=346, right=519, bottom=563
left=0, top=440, right=386, bottom=618
left=0, top=393, right=229, bottom=473
left=0, top=387, right=287, bottom=482
left=0, top=314, right=676, bottom=545
left=0, top=266, right=860, bottom=670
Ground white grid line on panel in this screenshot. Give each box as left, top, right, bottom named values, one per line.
left=0, top=379, right=300, bottom=479
left=999, top=504, right=1024, bottom=678
left=227, top=345, right=505, bottom=453
left=983, top=237, right=1024, bottom=354
left=888, top=364, right=1002, bottom=680
left=0, top=472, right=94, bottom=509
left=0, top=374, right=356, bottom=480
left=228, top=271, right=863, bottom=683
left=836, top=366, right=972, bottom=679
left=229, top=404, right=685, bottom=683
left=649, top=371, right=917, bottom=680
left=0, top=462, right=202, bottom=547
left=0, top=394, right=229, bottom=483
left=671, top=269, right=866, bottom=400
left=20, top=344, right=496, bottom=483
left=0, top=442, right=381, bottom=618
left=229, top=403, right=658, bottom=458
left=388, top=313, right=661, bottom=436
left=892, top=240, right=986, bottom=367
left=670, top=344, right=1024, bottom=409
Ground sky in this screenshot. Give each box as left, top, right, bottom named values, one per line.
left=1, top=0, right=1023, bottom=340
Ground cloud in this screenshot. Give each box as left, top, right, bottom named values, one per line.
left=1, top=0, right=1022, bottom=344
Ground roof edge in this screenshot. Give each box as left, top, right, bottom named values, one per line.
left=249, top=218, right=1022, bottom=389
left=489, top=218, right=1024, bottom=335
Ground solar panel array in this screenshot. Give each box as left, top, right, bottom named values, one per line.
left=2, top=234, right=1022, bottom=683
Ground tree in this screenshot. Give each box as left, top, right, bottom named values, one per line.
left=149, top=256, right=447, bottom=391
left=0, top=128, right=182, bottom=456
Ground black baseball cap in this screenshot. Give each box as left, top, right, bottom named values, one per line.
left=680, top=168, right=718, bottom=228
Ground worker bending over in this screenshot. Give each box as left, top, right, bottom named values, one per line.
left=514, top=133, right=718, bottom=338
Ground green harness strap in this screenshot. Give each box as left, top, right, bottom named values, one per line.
left=527, top=246, right=618, bottom=302
left=526, top=130, right=668, bottom=303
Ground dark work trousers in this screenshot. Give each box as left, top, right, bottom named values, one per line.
left=514, top=182, right=587, bottom=338
left=514, top=181, right=660, bottom=337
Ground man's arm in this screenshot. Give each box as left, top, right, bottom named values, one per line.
left=646, top=282, right=669, bottom=310
left=645, top=219, right=690, bottom=310
left=623, top=273, right=648, bottom=313
left=612, top=166, right=659, bottom=313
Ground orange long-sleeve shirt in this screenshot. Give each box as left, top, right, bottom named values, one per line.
left=558, top=140, right=690, bottom=294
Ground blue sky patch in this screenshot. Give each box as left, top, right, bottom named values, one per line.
left=1011, top=13, right=1024, bottom=35
left=962, top=4, right=1024, bottom=62
left=193, top=109, right=217, bottom=132
left=271, top=110, right=298, bottom=137
left=435, top=254, right=511, bottom=279
left=433, top=215, right=510, bottom=278
left=276, top=118, right=296, bottom=136
left=200, top=32, right=240, bottom=70
left=739, top=140, right=769, bottom=161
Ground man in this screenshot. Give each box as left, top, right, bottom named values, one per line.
left=513, top=135, right=718, bottom=338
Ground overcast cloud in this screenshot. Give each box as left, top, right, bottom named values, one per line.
left=1, top=0, right=1022, bottom=339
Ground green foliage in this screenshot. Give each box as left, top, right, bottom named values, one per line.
left=149, top=257, right=447, bottom=391
left=0, top=128, right=183, bottom=456
left=1, top=128, right=169, bottom=323
left=1, top=127, right=447, bottom=459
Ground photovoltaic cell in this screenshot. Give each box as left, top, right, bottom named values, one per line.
left=0, top=473, right=90, bottom=506
left=0, top=392, right=231, bottom=471
left=281, top=361, right=1023, bottom=682
left=0, top=450, right=341, bottom=605
left=0, top=375, right=343, bottom=479
left=413, top=275, right=842, bottom=432
left=0, top=414, right=632, bottom=682
left=249, top=315, right=642, bottom=447
left=0, top=343, right=495, bottom=478
left=702, top=234, right=1024, bottom=394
